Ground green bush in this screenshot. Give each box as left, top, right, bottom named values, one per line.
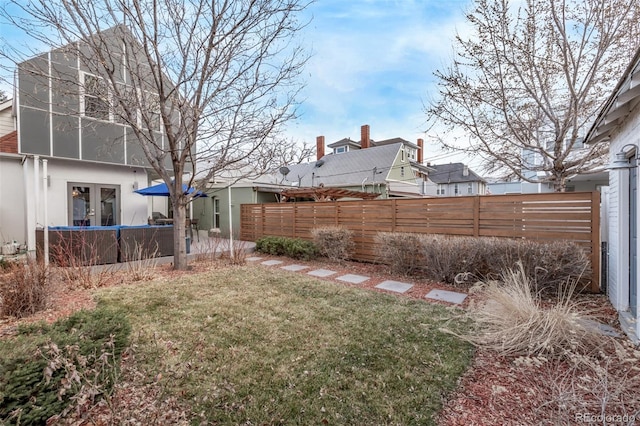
left=256, top=236, right=318, bottom=260
left=311, top=226, right=355, bottom=262
left=375, top=232, right=592, bottom=292
left=0, top=307, right=131, bottom=425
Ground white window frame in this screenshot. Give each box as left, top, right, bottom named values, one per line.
left=334, top=146, right=346, bottom=154
left=467, top=183, right=473, bottom=194
left=81, top=72, right=112, bottom=121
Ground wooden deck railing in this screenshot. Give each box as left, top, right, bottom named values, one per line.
left=240, top=192, right=601, bottom=292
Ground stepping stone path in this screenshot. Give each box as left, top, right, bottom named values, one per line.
left=375, top=280, right=414, bottom=294
left=424, top=289, right=467, bottom=305
left=281, top=264, right=309, bottom=272
left=254, top=259, right=473, bottom=309
left=307, top=268, right=337, bottom=278
left=336, top=274, right=369, bottom=284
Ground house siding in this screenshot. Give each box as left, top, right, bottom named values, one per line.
left=606, top=101, right=640, bottom=338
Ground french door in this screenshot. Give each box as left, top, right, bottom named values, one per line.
left=68, top=183, right=120, bottom=226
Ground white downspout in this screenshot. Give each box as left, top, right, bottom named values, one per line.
left=42, top=159, right=49, bottom=266
left=34, top=155, right=40, bottom=228
left=22, top=156, right=34, bottom=253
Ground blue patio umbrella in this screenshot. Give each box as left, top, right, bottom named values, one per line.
left=134, top=181, right=208, bottom=198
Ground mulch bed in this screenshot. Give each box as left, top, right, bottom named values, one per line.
left=1, top=255, right=634, bottom=425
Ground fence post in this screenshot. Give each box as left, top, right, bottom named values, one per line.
left=261, top=204, right=265, bottom=238
left=473, top=196, right=480, bottom=237
left=334, top=201, right=339, bottom=226
left=392, top=199, right=397, bottom=232
left=590, top=191, right=601, bottom=293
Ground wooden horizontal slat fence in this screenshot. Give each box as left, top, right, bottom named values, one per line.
left=241, top=191, right=601, bottom=292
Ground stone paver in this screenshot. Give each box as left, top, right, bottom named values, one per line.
left=424, top=289, right=467, bottom=305
left=281, top=264, right=309, bottom=272
left=262, top=260, right=284, bottom=266
left=375, top=280, right=414, bottom=293
left=308, top=268, right=337, bottom=278
left=336, top=274, right=369, bottom=284
left=246, top=256, right=263, bottom=262
left=580, top=319, right=621, bottom=338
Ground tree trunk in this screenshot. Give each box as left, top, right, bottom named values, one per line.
left=172, top=200, right=188, bottom=270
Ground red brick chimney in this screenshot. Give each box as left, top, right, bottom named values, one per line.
left=360, top=124, right=370, bottom=149
left=0, top=130, right=18, bottom=154
left=417, top=138, right=423, bottom=164
left=316, top=135, right=325, bottom=160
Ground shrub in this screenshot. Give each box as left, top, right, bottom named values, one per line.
left=374, top=232, right=424, bottom=275
left=375, top=232, right=592, bottom=291
left=256, top=236, right=317, bottom=260
left=311, top=226, right=355, bottom=262
left=451, top=264, right=604, bottom=358
left=0, top=258, right=50, bottom=318
left=0, top=307, right=131, bottom=425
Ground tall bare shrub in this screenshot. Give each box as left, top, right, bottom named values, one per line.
left=375, top=232, right=423, bottom=275
left=312, top=226, right=355, bottom=263
left=0, top=258, right=50, bottom=318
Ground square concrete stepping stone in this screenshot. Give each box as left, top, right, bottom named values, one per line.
left=425, top=289, right=467, bottom=305
left=376, top=280, right=413, bottom=293
left=246, top=256, right=263, bottom=262
left=281, top=264, right=308, bottom=272
left=579, top=319, right=621, bottom=338
left=308, top=268, right=337, bottom=278
left=262, top=260, right=284, bottom=266
left=336, top=274, right=369, bottom=284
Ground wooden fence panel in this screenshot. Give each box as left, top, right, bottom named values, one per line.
left=240, top=192, right=601, bottom=291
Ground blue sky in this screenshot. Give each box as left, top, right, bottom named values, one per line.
left=292, top=0, right=472, bottom=164
left=0, top=0, right=474, bottom=166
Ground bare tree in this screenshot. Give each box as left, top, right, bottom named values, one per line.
left=426, top=0, right=640, bottom=191
left=2, top=0, right=311, bottom=269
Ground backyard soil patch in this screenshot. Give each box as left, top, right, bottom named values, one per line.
left=0, top=256, right=632, bottom=425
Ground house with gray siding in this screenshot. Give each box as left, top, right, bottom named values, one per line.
left=424, top=163, right=487, bottom=196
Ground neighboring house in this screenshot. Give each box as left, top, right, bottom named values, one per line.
left=0, top=27, right=163, bottom=251
left=487, top=146, right=608, bottom=195
left=424, top=163, right=487, bottom=196
left=584, top=46, right=640, bottom=343
left=276, top=125, right=432, bottom=198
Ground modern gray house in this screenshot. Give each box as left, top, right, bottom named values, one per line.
left=0, top=27, right=165, bottom=251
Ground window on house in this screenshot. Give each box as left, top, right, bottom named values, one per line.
left=334, top=146, right=346, bottom=154
left=82, top=74, right=110, bottom=120
left=213, top=198, right=220, bottom=228
left=401, top=149, right=405, bottom=162
left=467, top=183, right=473, bottom=194
left=454, top=183, right=459, bottom=195
left=437, top=185, right=445, bottom=195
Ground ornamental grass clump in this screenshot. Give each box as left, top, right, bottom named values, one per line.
left=457, top=263, right=603, bottom=359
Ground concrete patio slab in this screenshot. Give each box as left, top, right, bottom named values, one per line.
left=308, top=268, right=337, bottom=278
left=375, top=280, right=413, bottom=293
left=281, top=264, right=309, bottom=272
left=246, top=256, right=263, bottom=262
left=336, top=274, right=369, bottom=284
left=262, top=260, right=284, bottom=266
left=424, top=289, right=467, bottom=305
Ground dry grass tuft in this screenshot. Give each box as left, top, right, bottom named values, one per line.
left=455, top=263, right=604, bottom=358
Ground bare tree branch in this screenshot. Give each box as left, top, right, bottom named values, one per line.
left=426, top=0, right=639, bottom=191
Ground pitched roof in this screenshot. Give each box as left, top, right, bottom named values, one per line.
left=281, top=143, right=402, bottom=187
left=428, top=163, right=485, bottom=184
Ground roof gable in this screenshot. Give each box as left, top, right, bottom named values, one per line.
left=428, top=163, right=485, bottom=184
left=281, top=143, right=403, bottom=187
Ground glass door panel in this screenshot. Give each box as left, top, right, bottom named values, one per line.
left=72, top=186, right=93, bottom=226
left=100, top=187, right=117, bottom=226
